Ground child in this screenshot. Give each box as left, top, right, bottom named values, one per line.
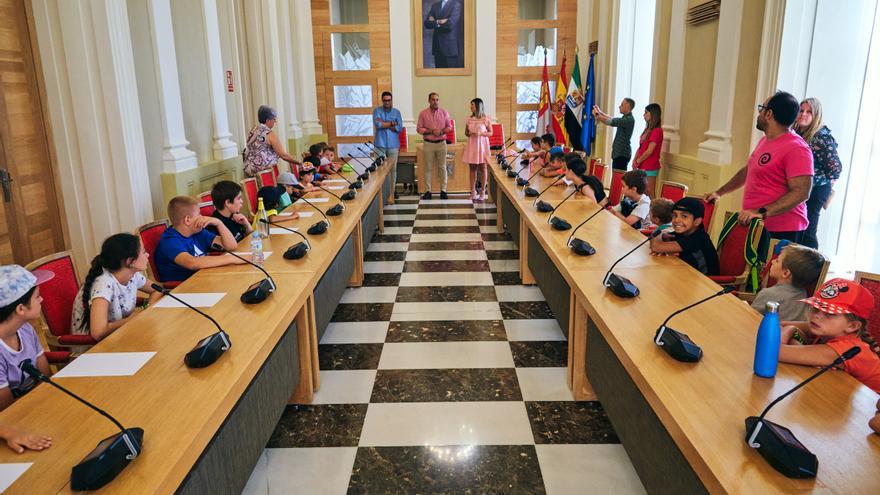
left=322, top=146, right=340, bottom=174
left=751, top=244, right=826, bottom=321
left=71, top=233, right=164, bottom=342
left=612, top=170, right=651, bottom=229
left=254, top=186, right=288, bottom=224
left=0, top=265, right=53, bottom=411
left=0, top=424, right=51, bottom=453
left=276, top=172, right=305, bottom=211
left=542, top=133, right=563, bottom=155
left=523, top=136, right=544, bottom=163
left=779, top=278, right=880, bottom=394
left=208, top=180, right=253, bottom=242
left=155, top=196, right=244, bottom=283
left=298, top=166, right=318, bottom=192
left=543, top=151, right=567, bottom=178
left=646, top=198, right=674, bottom=232
left=565, top=159, right=607, bottom=206
left=301, top=156, right=323, bottom=186
left=650, top=197, right=720, bottom=276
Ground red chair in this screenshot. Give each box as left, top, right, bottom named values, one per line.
left=272, top=163, right=280, bottom=180
left=399, top=127, right=409, bottom=152
left=137, top=219, right=179, bottom=289
left=709, top=216, right=764, bottom=291
left=686, top=196, right=716, bottom=232
left=241, top=178, right=259, bottom=215
left=489, top=123, right=504, bottom=149
left=25, top=251, right=96, bottom=354
left=198, top=191, right=212, bottom=204
left=445, top=119, right=456, bottom=144
left=854, top=271, right=880, bottom=343
left=607, top=169, right=625, bottom=207
left=257, top=169, right=276, bottom=188
left=592, top=162, right=607, bottom=184
left=660, top=181, right=688, bottom=202
left=198, top=200, right=215, bottom=217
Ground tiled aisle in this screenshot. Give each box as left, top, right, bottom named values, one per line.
left=243, top=194, right=646, bottom=494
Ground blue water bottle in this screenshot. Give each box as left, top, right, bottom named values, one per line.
left=754, top=301, right=781, bottom=378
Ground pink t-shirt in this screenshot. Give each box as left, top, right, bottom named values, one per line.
left=635, top=127, right=663, bottom=171
left=742, top=131, right=813, bottom=232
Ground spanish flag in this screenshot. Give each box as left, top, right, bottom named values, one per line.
left=536, top=50, right=553, bottom=138
left=552, top=51, right=569, bottom=146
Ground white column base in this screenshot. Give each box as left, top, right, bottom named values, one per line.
left=287, top=123, right=303, bottom=139
left=301, top=120, right=324, bottom=136
left=697, top=131, right=733, bottom=165
left=212, top=138, right=240, bottom=161
left=163, top=146, right=199, bottom=172
left=662, top=125, right=681, bottom=154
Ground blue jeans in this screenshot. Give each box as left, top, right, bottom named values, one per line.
left=803, top=182, right=832, bottom=249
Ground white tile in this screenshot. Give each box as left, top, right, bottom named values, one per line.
left=473, top=204, right=496, bottom=210
left=359, top=402, right=533, bottom=446
left=367, top=242, right=409, bottom=252
left=398, top=195, right=420, bottom=200
left=378, top=342, right=514, bottom=369
left=480, top=225, right=503, bottom=233
left=536, top=445, right=646, bottom=495
left=381, top=227, right=412, bottom=235
left=503, top=319, right=565, bottom=341
left=417, top=208, right=477, bottom=214
left=409, top=233, right=484, bottom=243
left=420, top=199, right=473, bottom=204
left=364, top=261, right=405, bottom=273
left=384, top=204, right=418, bottom=210
left=383, top=214, right=415, bottom=221
left=321, top=321, right=389, bottom=344
left=515, top=368, right=573, bottom=401
left=413, top=219, right=478, bottom=227
left=483, top=240, right=517, bottom=250
left=399, top=272, right=495, bottom=286
left=241, top=451, right=268, bottom=495
left=340, top=286, right=398, bottom=304
left=391, top=301, right=502, bottom=321
left=475, top=213, right=498, bottom=220
left=265, top=447, right=359, bottom=495
left=489, top=259, right=519, bottom=272
left=495, top=285, right=545, bottom=302
left=312, top=370, right=377, bottom=404
left=405, top=250, right=487, bottom=261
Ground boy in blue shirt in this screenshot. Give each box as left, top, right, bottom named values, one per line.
left=155, top=196, right=244, bottom=283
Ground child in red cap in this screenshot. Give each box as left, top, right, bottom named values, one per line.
left=780, top=278, right=880, bottom=394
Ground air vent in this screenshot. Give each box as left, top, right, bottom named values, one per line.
left=686, top=0, right=720, bottom=25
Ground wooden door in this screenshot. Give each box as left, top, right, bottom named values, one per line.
left=0, top=0, right=66, bottom=264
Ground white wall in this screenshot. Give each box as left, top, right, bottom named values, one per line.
left=614, top=0, right=656, bottom=157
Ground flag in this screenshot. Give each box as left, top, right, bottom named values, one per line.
left=536, top=50, right=553, bottom=138
left=581, top=53, right=597, bottom=155
left=565, top=48, right=584, bottom=150
left=552, top=51, right=569, bottom=146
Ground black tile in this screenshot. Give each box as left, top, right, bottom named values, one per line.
left=526, top=401, right=620, bottom=444
left=318, top=343, right=383, bottom=370
left=382, top=220, right=414, bottom=227
left=482, top=232, right=512, bottom=241
left=386, top=320, right=507, bottom=342
left=371, top=233, right=410, bottom=243
left=415, top=213, right=477, bottom=220
left=403, top=260, right=490, bottom=272
left=267, top=404, right=367, bottom=448
left=395, top=199, right=420, bottom=204
left=411, top=226, right=481, bottom=234
left=364, top=251, right=407, bottom=262
left=395, top=286, right=497, bottom=302
left=474, top=206, right=497, bottom=213
left=370, top=368, right=522, bottom=402
left=492, top=271, right=523, bottom=285
left=486, top=249, right=520, bottom=260
left=500, top=301, right=555, bottom=319
left=331, top=303, right=394, bottom=322
left=363, top=273, right=401, bottom=286
left=407, top=241, right=484, bottom=251
left=348, top=445, right=545, bottom=494
left=477, top=218, right=496, bottom=226
left=509, top=341, right=568, bottom=367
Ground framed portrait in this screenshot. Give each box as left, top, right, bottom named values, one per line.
left=414, top=0, right=473, bottom=76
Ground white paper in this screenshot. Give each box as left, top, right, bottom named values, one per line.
left=297, top=211, right=315, bottom=218
left=296, top=197, right=330, bottom=204
left=323, top=179, right=347, bottom=184
left=54, top=352, right=156, bottom=378
left=270, top=228, right=300, bottom=235
left=276, top=212, right=294, bottom=217
left=326, top=186, right=345, bottom=190
left=153, top=293, right=226, bottom=308
left=231, top=251, right=272, bottom=259
left=0, top=464, right=31, bottom=492
left=562, top=178, right=573, bottom=186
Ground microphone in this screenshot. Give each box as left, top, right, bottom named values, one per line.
left=492, top=136, right=513, bottom=152
left=317, top=183, right=355, bottom=203
left=532, top=175, right=566, bottom=212
left=365, top=140, right=387, bottom=159
left=332, top=166, right=363, bottom=190
left=506, top=149, right=527, bottom=177
left=346, top=153, right=372, bottom=180
left=356, top=145, right=378, bottom=171
left=567, top=206, right=606, bottom=256
left=497, top=141, right=518, bottom=170
left=495, top=138, right=515, bottom=159
left=519, top=159, right=551, bottom=188
left=745, top=346, right=861, bottom=478
left=653, top=286, right=735, bottom=362
left=259, top=218, right=310, bottom=259
left=19, top=360, right=144, bottom=490
left=211, top=244, right=276, bottom=304
left=151, top=283, right=232, bottom=368
left=296, top=192, right=332, bottom=234
left=547, top=185, right=581, bottom=230
left=602, top=228, right=665, bottom=298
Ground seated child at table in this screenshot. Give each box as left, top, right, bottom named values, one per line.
left=0, top=423, right=51, bottom=453
left=321, top=146, right=340, bottom=174
left=751, top=244, right=825, bottom=321
left=641, top=198, right=674, bottom=235
left=565, top=159, right=607, bottom=206
left=780, top=278, right=880, bottom=394
left=275, top=173, right=304, bottom=215
left=301, top=156, right=324, bottom=185
left=542, top=133, right=563, bottom=155
left=612, top=170, right=650, bottom=229
left=254, top=186, right=291, bottom=224
left=155, top=196, right=243, bottom=283
left=71, top=233, right=163, bottom=343
left=522, top=136, right=544, bottom=163
left=298, top=166, right=318, bottom=192
left=650, top=197, right=720, bottom=276
left=0, top=265, right=53, bottom=411
left=208, top=180, right=253, bottom=242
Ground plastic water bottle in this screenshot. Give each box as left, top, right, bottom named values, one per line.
left=754, top=301, right=781, bottom=378
left=250, top=231, right=265, bottom=267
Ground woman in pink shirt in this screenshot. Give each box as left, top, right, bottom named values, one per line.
left=463, top=98, right=493, bottom=201
left=633, top=103, right=663, bottom=197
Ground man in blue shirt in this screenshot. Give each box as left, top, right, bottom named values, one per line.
left=373, top=91, right=403, bottom=203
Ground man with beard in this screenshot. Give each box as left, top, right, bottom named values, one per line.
left=704, top=91, right=813, bottom=242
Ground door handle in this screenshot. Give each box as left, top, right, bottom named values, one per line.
left=0, top=169, right=12, bottom=203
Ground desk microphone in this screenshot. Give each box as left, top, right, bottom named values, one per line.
left=519, top=160, right=550, bottom=188
left=345, top=154, right=371, bottom=181
left=547, top=185, right=581, bottom=230
left=532, top=175, right=566, bottom=212
left=356, top=145, right=378, bottom=171
left=506, top=150, right=527, bottom=177
left=364, top=141, right=386, bottom=163
left=151, top=283, right=232, bottom=369
left=492, top=137, right=513, bottom=153
left=259, top=218, right=310, bottom=259
left=567, top=206, right=605, bottom=256
left=495, top=138, right=515, bottom=161
left=210, top=244, right=276, bottom=304
left=653, top=286, right=735, bottom=362
left=296, top=192, right=333, bottom=234
left=317, top=183, right=355, bottom=203
left=745, top=346, right=860, bottom=478
left=602, top=228, right=665, bottom=297
left=19, top=359, right=144, bottom=490
left=332, top=166, right=363, bottom=190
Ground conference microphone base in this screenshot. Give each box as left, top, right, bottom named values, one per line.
left=326, top=205, right=344, bottom=216
left=536, top=200, right=554, bottom=212
left=240, top=278, right=274, bottom=304
left=654, top=325, right=703, bottom=362
left=745, top=417, right=817, bottom=479
left=506, top=169, right=518, bottom=178
left=605, top=273, right=639, bottom=298
left=516, top=178, right=529, bottom=186
left=524, top=187, right=539, bottom=197
left=185, top=331, right=232, bottom=368
left=569, top=238, right=595, bottom=256
left=283, top=242, right=309, bottom=260
left=308, top=221, right=329, bottom=235
left=550, top=217, right=571, bottom=230
left=71, top=427, right=144, bottom=491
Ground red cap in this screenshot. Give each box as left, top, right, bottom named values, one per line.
left=800, top=278, right=875, bottom=320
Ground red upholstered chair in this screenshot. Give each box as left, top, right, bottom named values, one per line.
left=25, top=251, right=97, bottom=353
left=445, top=119, right=456, bottom=144
left=257, top=169, right=276, bottom=188
left=272, top=163, right=280, bottom=180
left=607, top=169, right=625, bottom=207
left=198, top=191, right=212, bottom=204
left=700, top=197, right=716, bottom=233
left=660, top=181, right=688, bottom=202
left=241, top=178, right=259, bottom=216
left=198, top=200, right=215, bottom=217
left=137, top=219, right=179, bottom=290
left=592, top=162, right=607, bottom=184
left=709, top=216, right=764, bottom=291
left=854, top=271, right=880, bottom=343
left=399, top=127, right=409, bottom=152
left=489, top=124, right=504, bottom=149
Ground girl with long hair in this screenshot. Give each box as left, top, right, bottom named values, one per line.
left=463, top=98, right=493, bottom=201
left=634, top=103, right=664, bottom=197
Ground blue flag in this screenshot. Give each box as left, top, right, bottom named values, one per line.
left=581, top=53, right=596, bottom=155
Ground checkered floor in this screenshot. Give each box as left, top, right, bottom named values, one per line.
left=243, top=194, right=645, bottom=494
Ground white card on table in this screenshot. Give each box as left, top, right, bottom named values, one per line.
left=270, top=228, right=300, bottom=235
left=0, top=464, right=32, bottom=492
left=231, top=251, right=272, bottom=259
left=323, top=179, right=347, bottom=184
left=296, top=197, right=330, bottom=204
left=297, top=212, right=315, bottom=218
left=54, top=352, right=156, bottom=378
left=153, top=293, right=226, bottom=308
left=327, top=186, right=345, bottom=190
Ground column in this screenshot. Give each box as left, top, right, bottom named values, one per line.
left=147, top=0, right=199, bottom=172
left=278, top=0, right=303, bottom=140
left=292, top=0, right=323, bottom=136
left=749, top=0, right=786, bottom=150
left=661, top=0, right=687, bottom=154
left=474, top=0, right=497, bottom=118
left=198, top=0, right=239, bottom=160
left=389, top=0, right=417, bottom=136
left=243, top=0, right=287, bottom=144
left=697, top=0, right=744, bottom=164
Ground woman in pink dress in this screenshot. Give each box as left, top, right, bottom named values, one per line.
left=463, top=98, right=493, bottom=201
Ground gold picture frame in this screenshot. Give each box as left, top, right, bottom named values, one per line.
left=414, top=0, right=473, bottom=76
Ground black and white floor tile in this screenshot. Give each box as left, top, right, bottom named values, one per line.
left=244, top=193, right=645, bottom=494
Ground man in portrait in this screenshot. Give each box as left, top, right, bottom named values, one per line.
left=423, top=0, right=463, bottom=68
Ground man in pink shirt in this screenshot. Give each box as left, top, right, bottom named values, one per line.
left=417, top=92, right=452, bottom=200
left=706, top=91, right=813, bottom=242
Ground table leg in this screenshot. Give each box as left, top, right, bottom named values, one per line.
left=495, top=183, right=505, bottom=234
left=350, top=224, right=365, bottom=287
left=307, top=294, right=320, bottom=391
left=290, top=299, right=315, bottom=404
left=377, top=194, right=385, bottom=233
left=569, top=292, right=596, bottom=401
left=519, top=219, right=535, bottom=285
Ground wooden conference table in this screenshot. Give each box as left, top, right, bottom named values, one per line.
left=0, top=164, right=393, bottom=493
left=488, top=161, right=880, bottom=493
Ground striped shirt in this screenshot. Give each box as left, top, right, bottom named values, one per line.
left=602, top=112, right=635, bottom=160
